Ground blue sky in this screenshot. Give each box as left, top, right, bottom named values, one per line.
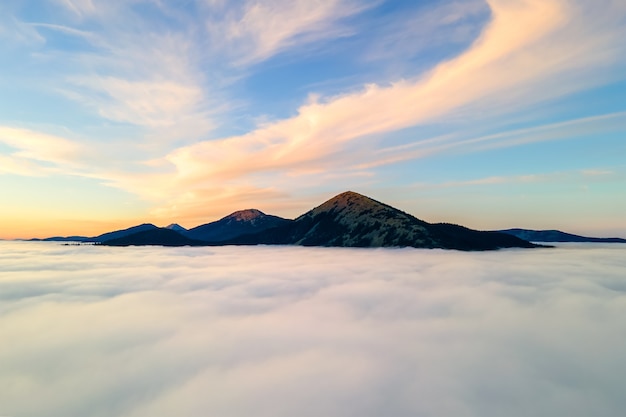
left=0, top=0, right=625, bottom=238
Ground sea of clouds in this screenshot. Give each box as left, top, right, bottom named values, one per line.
left=1, top=241, right=625, bottom=417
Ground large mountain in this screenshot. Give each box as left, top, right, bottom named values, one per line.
left=185, top=209, right=291, bottom=242
left=227, top=191, right=537, bottom=250
left=497, top=228, right=626, bottom=243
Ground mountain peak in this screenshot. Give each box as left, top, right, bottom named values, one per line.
left=289, top=191, right=434, bottom=247
left=165, top=223, right=187, bottom=232
left=186, top=209, right=290, bottom=242
left=327, top=191, right=369, bottom=206
left=221, top=209, right=266, bottom=222
left=305, top=191, right=397, bottom=219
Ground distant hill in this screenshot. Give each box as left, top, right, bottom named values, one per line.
left=498, top=228, right=626, bottom=243
left=185, top=209, right=291, bottom=242
left=92, top=223, right=159, bottom=243
left=226, top=191, right=537, bottom=251
left=103, top=228, right=206, bottom=247
left=31, top=224, right=159, bottom=243
left=35, top=235, right=91, bottom=242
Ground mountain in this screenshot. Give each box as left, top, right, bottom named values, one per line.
left=227, top=191, right=537, bottom=250
left=33, top=236, right=90, bottom=242
left=497, top=228, right=626, bottom=243
left=103, top=228, right=206, bottom=247
left=30, top=224, right=159, bottom=243
left=56, top=191, right=539, bottom=250
left=185, top=209, right=291, bottom=242
left=92, top=223, right=159, bottom=242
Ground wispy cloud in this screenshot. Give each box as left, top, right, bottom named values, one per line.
left=209, top=0, right=377, bottom=65
left=4, top=0, right=373, bottom=150
left=0, top=126, right=86, bottom=175
left=1, top=0, right=624, bottom=229
left=363, top=111, right=626, bottom=169
left=67, top=76, right=206, bottom=130
left=162, top=0, right=626, bottom=206
left=408, top=167, right=622, bottom=191
left=362, top=0, right=489, bottom=65
left=55, top=0, right=99, bottom=17
left=3, top=2, right=214, bottom=152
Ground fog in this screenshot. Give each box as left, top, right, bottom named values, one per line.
left=1, top=242, right=625, bottom=417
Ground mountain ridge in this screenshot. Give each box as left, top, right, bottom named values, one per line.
left=497, top=228, right=626, bottom=243
left=30, top=191, right=623, bottom=249
left=215, top=191, right=537, bottom=250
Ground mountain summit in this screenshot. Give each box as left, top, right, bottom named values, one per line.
left=223, top=209, right=267, bottom=222
left=286, top=191, right=436, bottom=247
left=185, top=209, right=290, bottom=242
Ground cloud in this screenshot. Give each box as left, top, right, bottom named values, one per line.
left=59, top=30, right=213, bottom=143
left=362, top=0, right=489, bottom=64
left=55, top=0, right=99, bottom=18
left=166, top=0, right=626, bottom=187
left=407, top=167, right=623, bottom=191
left=5, top=0, right=373, bottom=154
left=1, top=242, right=626, bottom=417
left=0, top=126, right=87, bottom=176
left=0, top=15, right=45, bottom=46
left=2, top=0, right=624, bottom=227
left=68, top=76, right=206, bottom=130
left=3, top=1, right=214, bottom=151
left=206, top=0, right=376, bottom=65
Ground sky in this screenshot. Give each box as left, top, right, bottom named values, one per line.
left=1, top=0, right=625, bottom=239
left=2, top=242, right=626, bottom=416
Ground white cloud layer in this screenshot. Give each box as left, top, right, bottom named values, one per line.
left=1, top=242, right=625, bottom=417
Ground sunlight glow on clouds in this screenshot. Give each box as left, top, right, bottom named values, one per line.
left=0, top=126, right=86, bottom=176
left=167, top=0, right=622, bottom=183
left=1, top=242, right=625, bottom=416
left=0, top=0, right=625, bottom=236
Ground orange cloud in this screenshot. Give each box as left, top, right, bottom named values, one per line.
left=167, top=0, right=621, bottom=186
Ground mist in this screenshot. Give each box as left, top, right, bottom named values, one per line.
left=1, top=242, right=625, bottom=417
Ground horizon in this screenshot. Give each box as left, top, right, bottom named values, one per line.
left=6, top=189, right=626, bottom=241
left=1, top=0, right=625, bottom=239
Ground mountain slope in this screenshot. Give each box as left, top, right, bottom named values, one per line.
left=34, top=224, right=160, bottom=243
left=36, top=236, right=91, bottom=242
left=103, top=228, right=205, bottom=247
left=429, top=223, right=538, bottom=250
left=93, top=223, right=159, bottom=243
left=498, top=228, right=626, bottom=243
left=287, top=191, right=436, bottom=247
left=185, top=209, right=291, bottom=242
left=229, top=191, right=536, bottom=250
